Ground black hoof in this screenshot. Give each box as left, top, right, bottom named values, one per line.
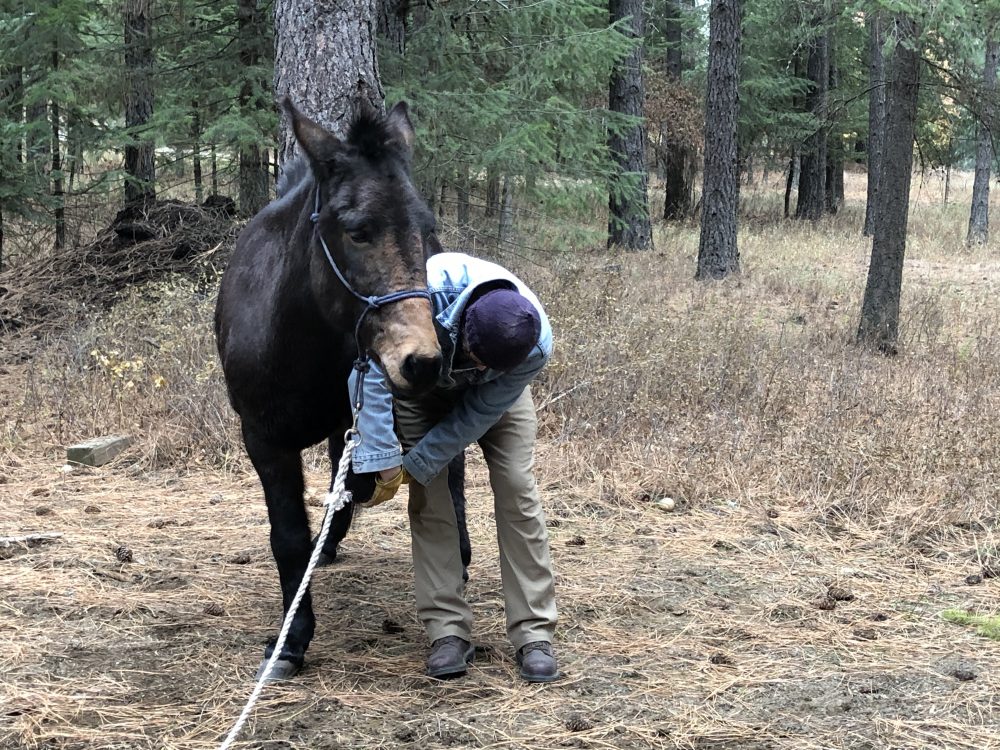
left=256, top=657, right=300, bottom=682
left=316, top=549, right=338, bottom=567
left=462, top=567, right=470, bottom=583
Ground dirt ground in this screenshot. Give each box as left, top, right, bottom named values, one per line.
left=2, top=442, right=999, bottom=750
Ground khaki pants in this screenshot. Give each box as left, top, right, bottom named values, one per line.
left=395, top=386, right=557, bottom=649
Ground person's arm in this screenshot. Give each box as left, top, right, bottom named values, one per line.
left=347, top=362, right=403, bottom=475
left=402, top=348, right=548, bottom=485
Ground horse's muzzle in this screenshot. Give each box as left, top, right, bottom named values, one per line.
left=400, top=352, right=443, bottom=394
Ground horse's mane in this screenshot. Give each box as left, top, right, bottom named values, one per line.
left=345, top=108, right=408, bottom=163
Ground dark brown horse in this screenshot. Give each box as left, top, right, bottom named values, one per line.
left=215, top=99, right=443, bottom=679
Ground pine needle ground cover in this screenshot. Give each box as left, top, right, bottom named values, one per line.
left=3, top=172, right=1000, bottom=749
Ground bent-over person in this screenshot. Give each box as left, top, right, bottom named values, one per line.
left=350, top=251, right=559, bottom=682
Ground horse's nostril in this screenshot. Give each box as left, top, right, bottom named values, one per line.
left=402, top=352, right=442, bottom=388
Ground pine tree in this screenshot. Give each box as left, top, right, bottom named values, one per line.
left=968, top=35, right=998, bottom=246
left=123, top=0, right=155, bottom=206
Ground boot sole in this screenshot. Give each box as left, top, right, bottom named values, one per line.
left=519, top=668, right=561, bottom=683
left=427, top=645, right=475, bottom=679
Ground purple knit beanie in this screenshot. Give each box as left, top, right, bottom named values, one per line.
left=463, top=288, right=541, bottom=371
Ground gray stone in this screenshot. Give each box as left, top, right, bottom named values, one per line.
left=66, top=435, right=131, bottom=467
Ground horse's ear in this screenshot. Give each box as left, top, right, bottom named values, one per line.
left=385, top=101, right=415, bottom=152
left=280, top=97, right=343, bottom=170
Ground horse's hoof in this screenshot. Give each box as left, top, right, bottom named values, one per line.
left=462, top=568, right=470, bottom=583
left=255, top=658, right=300, bottom=681
left=316, top=549, right=338, bottom=567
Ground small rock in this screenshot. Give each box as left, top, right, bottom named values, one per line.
left=209, top=494, right=223, bottom=505
left=655, top=497, right=676, bottom=512
left=84, top=505, right=101, bottom=514
left=853, top=628, right=878, bottom=640
left=204, top=602, right=225, bottom=616
left=951, top=668, right=976, bottom=682
left=35, top=506, right=53, bottom=516
left=709, top=653, right=734, bottom=666
left=966, top=574, right=983, bottom=586
left=114, top=544, right=133, bottom=563
left=566, top=535, right=586, bottom=547
left=229, top=552, right=252, bottom=564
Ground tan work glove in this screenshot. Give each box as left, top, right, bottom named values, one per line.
left=362, top=467, right=411, bottom=508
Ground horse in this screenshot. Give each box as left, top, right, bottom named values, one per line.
left=215, top=97, right=454, bottom=680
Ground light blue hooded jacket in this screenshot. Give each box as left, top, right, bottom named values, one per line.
left=349, top=252, right=552, bottom=485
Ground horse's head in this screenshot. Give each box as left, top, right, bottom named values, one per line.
left=282, top=98, right=442, bottom=395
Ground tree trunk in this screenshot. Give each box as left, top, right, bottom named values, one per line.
left=864, top=11, right=887, bottom=236
left=192, top=100, right=203, bottom=204
left=662, top=0, right=692, bottom=220
left=696, top=0, right=741, bottom=279
left=51, top=47, right=64, bottom=251
left=485, top=169, right=499, bottom=217
left=377, top=0, right=407, bottom=54
left=796, top=21, right=828, bottom=221
left=238, top=0, right=269, bottom=217
left=968, top=37, right=999, bottom=246
left=274, top=0, right=383, bottom=166
left=857, top=14, right=921, bottom=354
left=825, top=40, right=843, bottom=215
left=211, top=143, right=218, bottom=195
left=784, top=151, right=796, bottom=218
left=498, top=175, right=514, bottom=247
left=608, top=0, right=652, bottom=250
left=124, top=0, right=155, bottom=206
left=456, top=166, right=470, bottom=225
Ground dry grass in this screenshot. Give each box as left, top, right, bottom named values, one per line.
left=3, top=169, right=1000, bottom=748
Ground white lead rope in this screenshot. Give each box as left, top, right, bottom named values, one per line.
left=218, top=435, right=358, bottom=750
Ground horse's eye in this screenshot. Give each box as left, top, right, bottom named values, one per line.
left=348, top=229, right=371, bottom=245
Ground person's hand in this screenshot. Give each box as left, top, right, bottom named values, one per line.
left=362, top=467, right=410, bottom=507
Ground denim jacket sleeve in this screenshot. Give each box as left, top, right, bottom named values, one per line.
left=348, top=361, right=403, bottom=474
left=401, top=346, right=549, bottom=485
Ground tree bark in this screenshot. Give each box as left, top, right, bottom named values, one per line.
left=124, top=0, right=155, bottom=206
left=662, top=0, right=692, bottom=220
left=608, top=0, right=652, bottom=250
left=796, top=20, right=828, bottom=221
left=968, top=37, right=999, bottom=246
left=857, top=14, right=920, bottom=354
left=274, top=0, right=384, bottom=166
left=864, top=11, right=887, bottom=236
left=696, top=0, right=741, bottom=279
left=238, top=0, right=269, bottom=217
left=485, top=169, right=499, bottom=217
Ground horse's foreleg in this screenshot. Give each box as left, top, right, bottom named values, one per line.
left=447, top=451, right=472, bottom=582
left=243, top=428, right=314, bottom=680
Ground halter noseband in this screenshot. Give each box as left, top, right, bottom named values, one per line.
left=311, top=187, right=432, bottom=415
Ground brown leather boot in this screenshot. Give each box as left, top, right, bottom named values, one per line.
left=516, top=641, right=559, bottom=683
left=426, top=636, right=474, bottom=679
